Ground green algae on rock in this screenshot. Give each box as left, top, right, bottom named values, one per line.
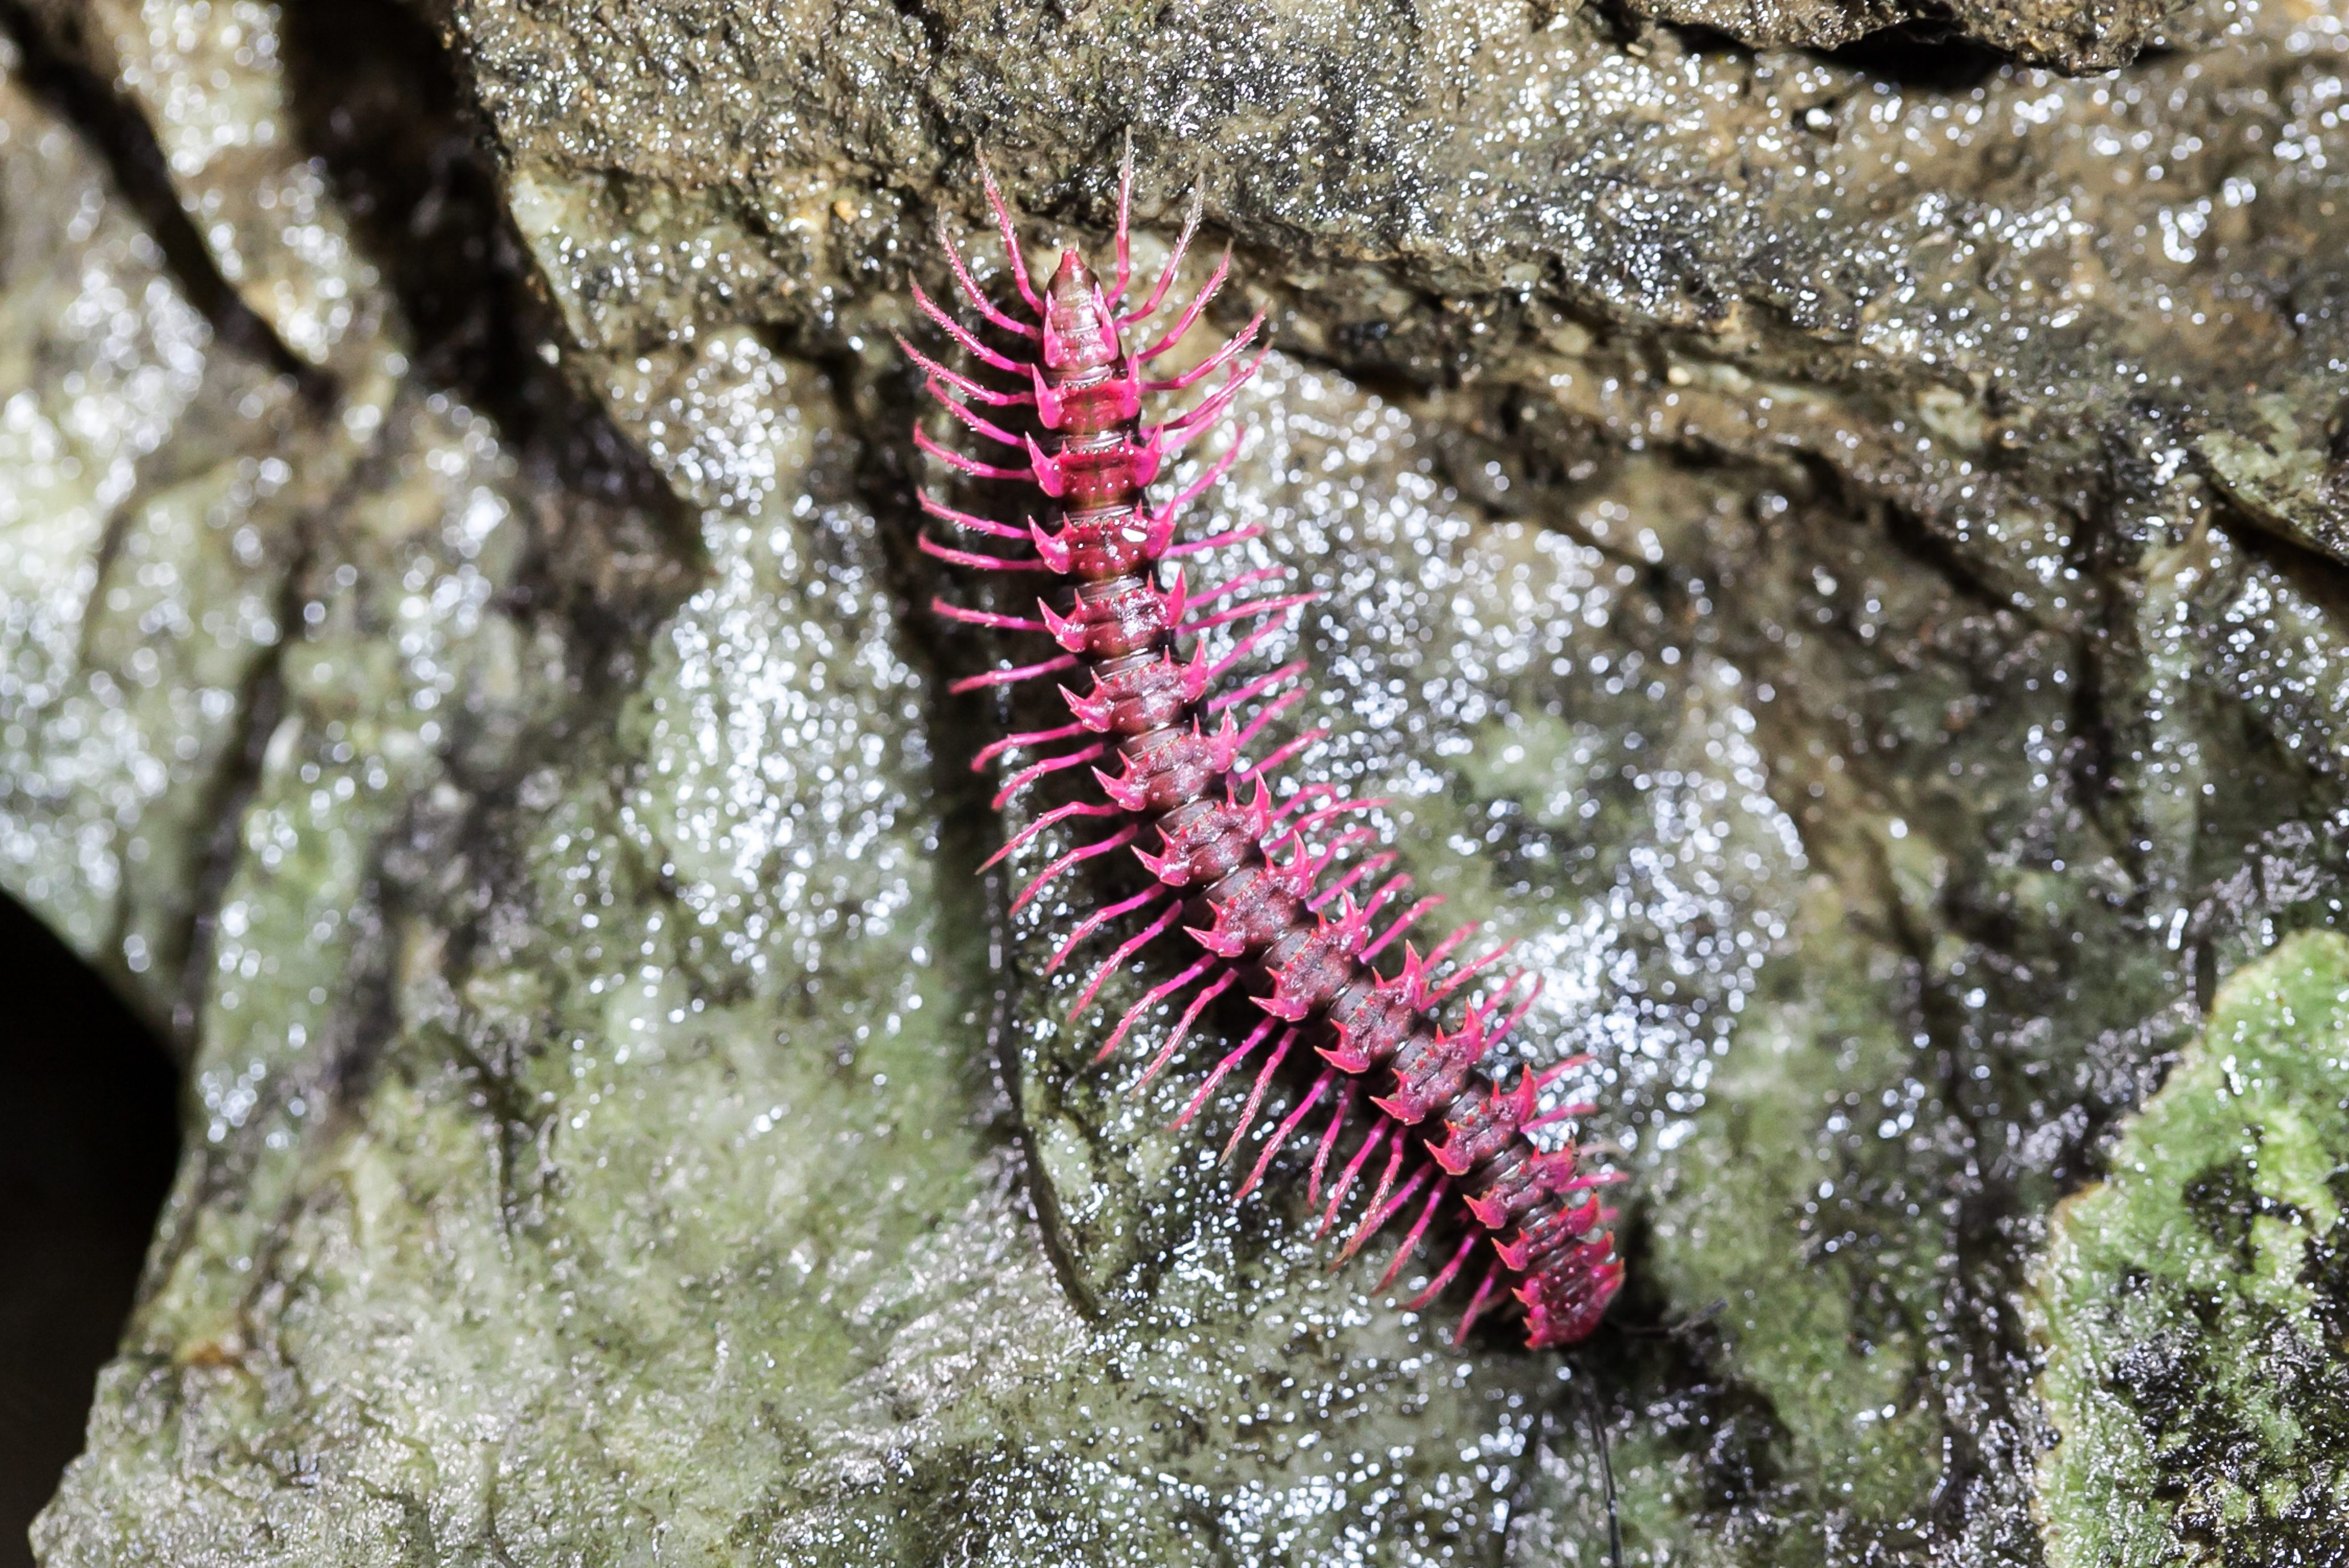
left=2033, top=931, right=2349, bottom=1563
left=2197, top=395, right=2349, bottom=572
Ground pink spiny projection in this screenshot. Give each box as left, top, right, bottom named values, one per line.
left=901, top=146, right=1624, bottom=1350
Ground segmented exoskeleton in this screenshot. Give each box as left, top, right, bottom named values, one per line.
left=901, top=146, right=1624, bottom=1348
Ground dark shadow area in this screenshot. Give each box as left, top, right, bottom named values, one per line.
left=275, top=0, right=687, bottom=542
left=1658, top=21, right=1758, bottom=61
left=1821, top=23, right=2008, bottom=90
left=0, top=893, right=180, bottom=1568
left=274, top=0, right=701, bottom=709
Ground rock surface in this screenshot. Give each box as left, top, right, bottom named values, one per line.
left=2034, top=930, right=2349, bottom=1561
left=1609, top=0, right=2179, bottom=68
left=3, top=0, right=2348, bottom=1563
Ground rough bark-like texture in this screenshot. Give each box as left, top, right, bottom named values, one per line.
left=5, top=0, right=2349, bottom=1562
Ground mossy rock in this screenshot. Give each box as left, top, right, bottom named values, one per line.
left=2034, top=931, right=2349, bottom=1564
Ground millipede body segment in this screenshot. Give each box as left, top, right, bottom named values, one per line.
left=901, top=149, right=1625, bottom=1349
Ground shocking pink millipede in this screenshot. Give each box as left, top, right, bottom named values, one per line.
left=900, top=145, right=1625, bottom=1349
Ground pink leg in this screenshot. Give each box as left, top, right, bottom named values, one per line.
left=1153, top=345, right=1271, bottom=443
left=1111, top=131, right=1134, bottom=306
left=1186, top=566, right=1287, bottom=608
left=925, top=380, right=1028, bottom=447
left=1308, top=853, right=1399, bottom=913
left=1423, top=922, right=1481, bottom=970
left=1344, top=1163, right=1431, bottom=1261
left=935, top=220, right=1039, bottom=338
left=1489, top=973, right=1545, bottom=1046
left=1404, top=1236, right=1478, bottom=1310
left=1045, top=886, right=1164, bottom=975
left=1356, top=872, right=1415, bottom=918
left=1361, top=895, right=1443, bottom=961
left=1349, top=1133, right=1411, bottom=1246
left=981, top=799, right=1119, bottom=872
left=1173, top=1016, right=1277, bottom=1129
left=948, top=653, right=1077, bottom=695
left=1206, top=659, right=1307, bottom=717
left=990, top=743, right=1106, bottom=808
left=1072, top=902, right=1184, bottom=1014
left=1453, top=1268, right=1503, bottom=1344
left=1134, top=967, right=1239, bottom=1090
left=910, top=281, right=1030, bottom=375
left=933, top=597, right=1048, bottom=633
left=1147, top=427, right=1247, bottom=534
left=1272, top=782, right=1340, bottom=822
left=1011, top=824, right=1138, bottom=915
left=918, top=534, right=1047, bottom=573
left=1144, top=313, right=1265, bottom=393
left=896, top=334, right=1034, bottom=407
left=1119, top=183, right=1203, bottom=328
left=1194, top=616, right=1293, bottom=695
left=1162, top=523, right=1267, bottom=561
left=1242, top=727, right=1331, bottom=785
left=1099, top=955, right=1219, bottom=1062
left=1153, top=379, right=1262, bottom=465
left=1316, top=1125, right=1392, bottom=1238
left=1282, top=797, right=1393, bottom=839
left=1533, top=1054, right=1596, bottom=1090
left=1432, top=939, right=1515, bottom=1001
left=1523, top=1103, right=1596, bottom=1133
left=1290, top=828, right=1379, bottom=888
left=1180, top=590, right=1321, bottom=637
left=1237, top=1068, right=1331, bottom=1198
left=1221, top=1029, right=1300, bottom=1162
left=1374, top=1178, right=1450, bottom=1288
left=1232, top=687, right=1311, bottom=750
left=1135, top=247, right=1231, bottom=361
left=1307, top=1086, right=1355, bottom=1209
left=972, top=721, right=1089, bottom=771
left=974, top=154, right=1046, bottom=316
left=919, top=487, right=1027, bottom=541
left=915, top=426, right=1032, bottom=482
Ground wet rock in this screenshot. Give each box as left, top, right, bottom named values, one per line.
left=4, top=0, right=2349, bottom=1563
left=2198, top=392, right=2349, bottom=569
left=44, top=0, right=392, bottom=377
left=1609, top=0, right=2195, bottom=73
left=0, top=21, right=336, bottom=1038
left=2033, top=931, right=2349, bottom=1559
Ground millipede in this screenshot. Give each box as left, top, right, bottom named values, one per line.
left=900, top=144, right=1625, bottom=1350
